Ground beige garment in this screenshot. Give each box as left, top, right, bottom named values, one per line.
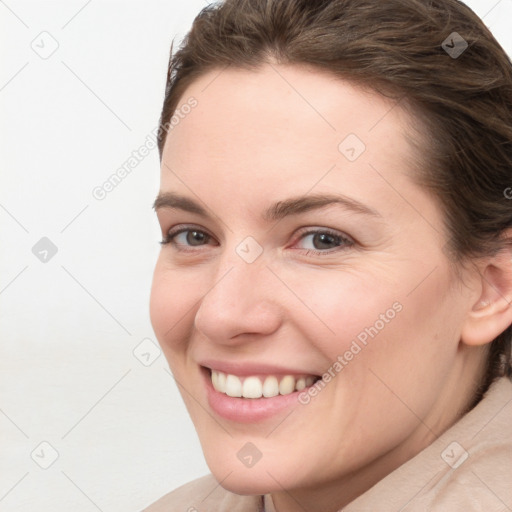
left=143, top=376, right=512, bottom=511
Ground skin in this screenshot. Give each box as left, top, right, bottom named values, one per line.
left=150, top=63, right=512, bottom=512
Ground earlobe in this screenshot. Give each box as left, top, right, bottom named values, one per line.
left=462, top=296, right=512, bottom=346
left=461, top=246, right=512, bottom=347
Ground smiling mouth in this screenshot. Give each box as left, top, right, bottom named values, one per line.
left=209, top=368, right=321, bottom=399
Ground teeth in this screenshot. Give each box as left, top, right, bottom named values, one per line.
left=210, top=370, right=317, bottom=399
left=279, top=375, right=295, bottom=395
left=211, top=370, right=227, bottom=393
left=295, top=377, right=306, bottom=391
left=212, top=370, right=219, bottom=390
left=217, top=371, right=226, bottom=393
left=262, top=376, right=279, bottom=398
left=243, top=376, right=263, bottom=399
left=225, top=374, right=242, bottom=397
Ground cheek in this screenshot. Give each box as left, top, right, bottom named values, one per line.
left=324, top=263, right=461, bottom=415
left=282, top=267, right=403, bottom=359
left=287, top=260, right=456, bottom=381
left=149, top=261, right=197, bottom=356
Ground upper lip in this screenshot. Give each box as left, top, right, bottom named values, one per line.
left=199, top=359, right=320, bottom=377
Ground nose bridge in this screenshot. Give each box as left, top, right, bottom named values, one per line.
left=214, top=236, right=272, bottom=298
left=193, top=244, right=281, bottom=341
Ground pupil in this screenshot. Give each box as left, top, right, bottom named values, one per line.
left=187, top=231, right=207, bottom=246
left=313, top=233, right=337, bottom=250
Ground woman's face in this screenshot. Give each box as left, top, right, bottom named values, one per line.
left=150, top=64, right=481, bottom=503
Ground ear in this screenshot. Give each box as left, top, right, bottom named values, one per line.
left=461, top=241, right=512, bottom=347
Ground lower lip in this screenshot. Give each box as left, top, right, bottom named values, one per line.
left=202, top=368, right=308, bottom=423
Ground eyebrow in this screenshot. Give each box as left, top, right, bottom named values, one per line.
left=153, top=193, right=206, bottom=215
left=153, top=192, right=381, bottom=221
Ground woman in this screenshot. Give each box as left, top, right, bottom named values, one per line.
left=146, top=0, right=512, bottom=510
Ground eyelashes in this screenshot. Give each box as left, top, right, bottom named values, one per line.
left=160, top=224, right=354, bottom=256
left=297, top=229, right=353, bottom=253
left=161, top=227, right=216, bottom=248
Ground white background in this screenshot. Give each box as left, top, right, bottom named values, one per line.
left=1, top=1, right=511, bottom=510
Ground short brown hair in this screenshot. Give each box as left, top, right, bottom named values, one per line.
left=157, top=0, right=512, bottom=398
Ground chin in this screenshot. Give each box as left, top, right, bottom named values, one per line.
left=208, top=464, right=280, bottom=496
left=202, top=440, right=309, bottom=496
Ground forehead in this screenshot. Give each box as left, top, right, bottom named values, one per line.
left=160, top=63, right=419, bottom=217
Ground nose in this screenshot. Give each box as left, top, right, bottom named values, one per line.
left=193, top=255, right=283, bottom=345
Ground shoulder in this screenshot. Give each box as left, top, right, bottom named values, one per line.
left=345, top=377, right=512, bottom=511
left=142, top=474, right=262, bottom=512
left=430, top=377, right=512, bottom=510
left=418, top=376, right=512, bottom=510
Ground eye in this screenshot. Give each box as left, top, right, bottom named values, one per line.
left=161, top=226, right=216, bottom=248
left=294, top=228, right=353, bottom=254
